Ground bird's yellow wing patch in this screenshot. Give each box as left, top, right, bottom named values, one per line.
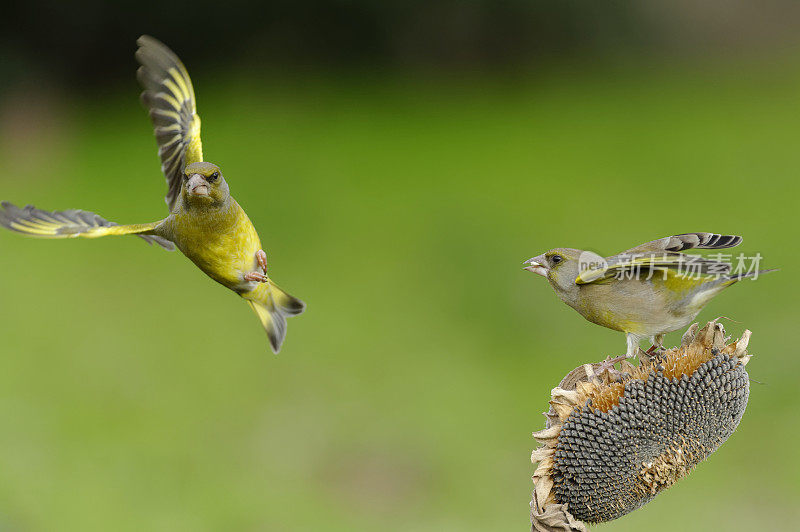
left=575, top=253, right=730, bottom=285
left=136, top=35, right=203, bottom=211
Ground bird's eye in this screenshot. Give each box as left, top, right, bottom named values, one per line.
left=208, top=171, right=220, bottom=182
left=551, top=255, right=563, bottom=265
left=183, top=174, right=189, bottom=181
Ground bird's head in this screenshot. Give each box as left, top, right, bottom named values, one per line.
left=523, top=247, right=584, bottom=294
left=182, top=162, right=229, bottom=206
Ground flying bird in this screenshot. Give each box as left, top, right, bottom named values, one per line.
left=0, top=36, right=304, bottom=353
left=523, top=233, right=772, bottom=358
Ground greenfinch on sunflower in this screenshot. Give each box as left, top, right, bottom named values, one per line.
left=523, top=232, right=774, bottom=358
left=0, top=36, right=304, bottom=353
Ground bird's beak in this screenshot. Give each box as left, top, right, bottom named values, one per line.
left=523, top=256, right=548, bottom=277
left=186, top=174, right=210, bottom=197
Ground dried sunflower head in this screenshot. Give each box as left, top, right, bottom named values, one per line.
left=530, top=320, right=752, bottom=532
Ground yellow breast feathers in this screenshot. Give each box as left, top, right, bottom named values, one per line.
left=169, top=199, right=262, bottom=290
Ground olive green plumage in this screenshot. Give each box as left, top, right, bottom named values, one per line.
left=523, top=233, right=773, bottom=357
left=0, top=36, right=304, bottom=353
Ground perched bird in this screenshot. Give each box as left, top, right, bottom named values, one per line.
left=523, top=233, right=772, bottom=358
left=0, top=36, right=304, bottom=353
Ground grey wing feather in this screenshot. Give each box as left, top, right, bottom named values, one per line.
left=623, top=233, right=742, bottom=254
left=577, top=233, right=741, bottom=284
left=575, top=233, right=738, bottom=284
left=136, top=35, right=203, bottom=212
left=0, top=202, right=174, bottom=250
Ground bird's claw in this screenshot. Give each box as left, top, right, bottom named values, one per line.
left=244, top=271, right=269, bottom=283
left=256, top=249, right=268, bottom=274
left=244, top=250, right=270, bottom=283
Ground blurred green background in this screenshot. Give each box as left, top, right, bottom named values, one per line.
left=1, top=2, right=799, bottom=531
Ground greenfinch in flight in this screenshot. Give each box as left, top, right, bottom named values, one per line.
left=0, top=36, right=304, bottom=353
left=523, top=233, right=773, bottom=358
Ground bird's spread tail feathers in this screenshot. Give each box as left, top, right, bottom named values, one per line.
left=0, top=202, right=173, bottom=250
left=245, top=282, right=305, bottom=353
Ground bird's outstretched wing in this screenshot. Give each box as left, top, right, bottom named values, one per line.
left=0, top=202, right=174, bottom=250
left=575, top=233, right=740, bottom=285
left=136, top=35, right=203, bottom=212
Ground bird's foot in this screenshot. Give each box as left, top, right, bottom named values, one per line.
left=244, top=250, right=270, bottom=283
left=641, top=342, right=666, bottom=365
left=256, top=249, right=268, bottom=274
left=244, top=271, right=269, bottom=283
left=591, top=355, right=631, bottom=382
